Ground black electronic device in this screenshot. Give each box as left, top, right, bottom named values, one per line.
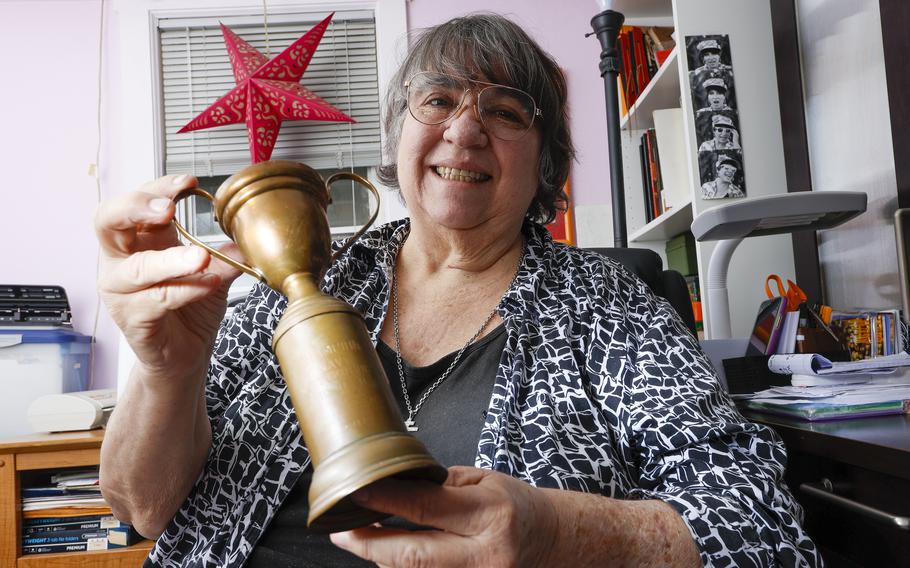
left=0, top=285, right=72, bottom=326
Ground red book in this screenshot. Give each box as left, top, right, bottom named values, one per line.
left=644, top=131, right=662, bottom=218
left=631, top=27, right=651, bottom=95
left=619, top=30, right=638, bottom=106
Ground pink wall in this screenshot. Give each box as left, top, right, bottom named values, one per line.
left=0, top=1, right=121, bottom=390
left=406, top=1, right=612, bottom=208
left=0, top=0, right=613, bottom=392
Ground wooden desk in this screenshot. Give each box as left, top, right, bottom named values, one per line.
left=0, top=430, right=154, bottom=567
left=745, top=412, right=910, bottom=567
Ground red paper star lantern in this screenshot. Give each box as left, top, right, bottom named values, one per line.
left=178, top=13, right=355, bottom=164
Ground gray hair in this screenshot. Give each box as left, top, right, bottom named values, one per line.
left=376, top=13, right=575, bottom=225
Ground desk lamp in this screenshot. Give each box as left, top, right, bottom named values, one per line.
left=690, top=191, right=867, bottom=338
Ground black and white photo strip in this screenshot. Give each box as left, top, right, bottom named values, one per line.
left=686, top=34, right=746, bottom=199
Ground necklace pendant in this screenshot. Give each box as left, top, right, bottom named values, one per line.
left=405, top=418, right=418, bottom=432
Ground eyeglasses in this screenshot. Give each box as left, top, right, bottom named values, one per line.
left=404, top=71, right=542, bottom=141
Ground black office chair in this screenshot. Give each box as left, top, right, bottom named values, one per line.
left=588, top=248, right=698, bottom=335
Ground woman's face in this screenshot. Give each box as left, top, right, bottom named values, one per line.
left=714, top=125, right=733, bottom=144
left=707, top=89, right=726, bottom=109
left=702, top=52, right=721, bottom=67
left=718, top=164, right=737, bottom=182
left=395, top=76, right=542, bottom=232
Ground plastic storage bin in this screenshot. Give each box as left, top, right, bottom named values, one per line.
left=0, top=329, right=92, bottom=439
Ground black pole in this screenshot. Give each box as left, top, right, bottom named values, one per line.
left=590, top=10, right=627, bottom=248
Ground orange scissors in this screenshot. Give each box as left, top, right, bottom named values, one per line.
left=765, top=274, right=806, bottom=311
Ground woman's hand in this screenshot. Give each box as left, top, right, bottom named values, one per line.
left=95, top=174, right=242, bottom=382
left=330, top=466, right=560, bottom=568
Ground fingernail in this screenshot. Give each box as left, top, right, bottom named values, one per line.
left=172, top=174, right=190, bottom=185
left=149, top=198, right=171, bottom=212
left=184, top=246, right=205, bottom=262
left=330, top=532, right=351, bottom=546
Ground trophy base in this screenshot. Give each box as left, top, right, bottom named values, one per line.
left=307, top=431, right=448, bottom=533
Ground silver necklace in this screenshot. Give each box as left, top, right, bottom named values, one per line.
left=392, top=252, right=521, bottom=432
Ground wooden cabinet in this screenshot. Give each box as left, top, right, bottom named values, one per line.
left=746, top=412, right=910, bottom=567
left=0, top=430, right=153, bottom=567
left=612, top=0, right=798, bottom=339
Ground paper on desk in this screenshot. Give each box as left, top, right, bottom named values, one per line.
left=767, top=351, right=910, bottom=376
left=788, top=370, right=910, bottom=387
left=746, top=383, right=910, bottom=406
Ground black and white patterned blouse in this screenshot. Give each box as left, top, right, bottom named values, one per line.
left=146, top=219, right=820, bottom=567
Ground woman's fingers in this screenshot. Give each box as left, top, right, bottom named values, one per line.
left=350, top=477, right=492, bottom=536
left=101, top=246, right=211, bottom=295
left=134, top=272, right=224, bottom=317
left=332, top=526, right=468, bottom=568
left=137, top=173, right=196, bottom=197
left=95, top=175, right=198, bottom=256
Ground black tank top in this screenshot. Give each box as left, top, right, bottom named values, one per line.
left=244, top=325, right=506, bottom=568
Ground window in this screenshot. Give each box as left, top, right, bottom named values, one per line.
left=155, top=10, right=381, bottom=241
left=155, top=9, right=383, bottom=304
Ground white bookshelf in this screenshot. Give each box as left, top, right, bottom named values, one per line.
left=629, top=200, right=692, bottom=243
left=612, top=0, right=797, bottom=339
left=620, top=47, right=680, bottom=131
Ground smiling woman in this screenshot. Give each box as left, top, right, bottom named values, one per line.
left=96, top=12, right=820, bottom=568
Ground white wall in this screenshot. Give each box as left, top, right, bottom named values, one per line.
left=798, top=0, right=900, bottom=309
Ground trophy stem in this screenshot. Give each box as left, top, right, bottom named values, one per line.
left=282, top=272, right=322, bottom=302
left=273, top=283, right=447, bottom=533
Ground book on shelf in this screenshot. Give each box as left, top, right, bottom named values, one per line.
left=616, top=26, right=677, bottom=116
left=827, top=308, right=904, bottom=360
left=638, top=129, right=664, bottom=222
left=638, top=140, right=653, bottom=223
left=652, top=108, right=688, bottom=211
left=21, top=519, right=141, bottom=555
left=23, top=529, right=109, bottom=546
left=22, top=526, right=143, bottom=555
left=631, top=27, right=650, bottom=98
left=23, top=513, right=130, bottom=534
left=18, top=462, right=143, bottom=555
left=619, top=29, right=637, bottom=109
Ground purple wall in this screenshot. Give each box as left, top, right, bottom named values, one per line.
left=0, top=1, right=120, bottom=390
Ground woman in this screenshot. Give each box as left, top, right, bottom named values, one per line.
left=702, top=155, right=746, bottom=199
left=97, top=14, right=819, bottom=567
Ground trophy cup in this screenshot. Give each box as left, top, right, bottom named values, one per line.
left=172, top=160, right=446, bottom=532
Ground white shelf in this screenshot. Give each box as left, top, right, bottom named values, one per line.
left=612, top=0, right=673, bottom=26
left=629, top=200, right=692, bottom=243
left=619, top=47, right=681, bottom=131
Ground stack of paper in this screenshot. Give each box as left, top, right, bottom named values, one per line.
left=739, top=384, right=910, bottom=421
left=736, top=353, right=910, bottom=420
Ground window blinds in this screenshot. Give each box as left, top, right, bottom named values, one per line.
left=158, top=11, right=381, bottom=176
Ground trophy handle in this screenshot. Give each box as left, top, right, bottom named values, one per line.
left=171, top=186, right=266, bottom=282
left=325, top=172, right=381, bottom=264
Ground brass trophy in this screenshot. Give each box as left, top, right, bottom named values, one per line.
left=173, top=160, right=447, bottom=532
